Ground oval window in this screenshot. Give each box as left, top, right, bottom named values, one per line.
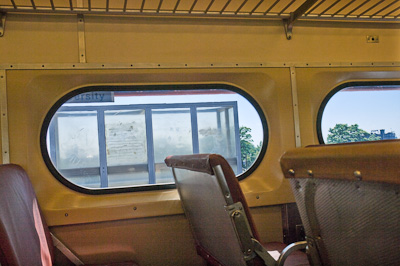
left=41, top=85, right=267, bottom=193
left=318, top=83, right=400, bottom=144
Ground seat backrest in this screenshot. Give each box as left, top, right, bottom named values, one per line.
left=0, top=164, right=54, bottom=266
left=280, top=140, right=400, bottom=266
left=165, top=154, right=262, bottom=266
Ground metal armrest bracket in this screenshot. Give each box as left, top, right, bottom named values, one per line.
left=227, top=202, right=309, bottom=266
left=226, top=202, right=257, bottom=262
left=251, top=238, right=278, bottom=266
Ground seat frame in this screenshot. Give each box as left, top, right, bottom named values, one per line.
left=280, top=140, right=400, bottom=266
left=165, top=154, right=308, bottom=266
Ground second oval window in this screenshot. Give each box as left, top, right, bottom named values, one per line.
left=319, top=82, right=400, bottom=144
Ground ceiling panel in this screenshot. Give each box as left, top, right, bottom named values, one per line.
left=0, top=0, right=398, bottom=21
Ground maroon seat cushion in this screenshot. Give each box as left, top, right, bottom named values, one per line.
left=0, top=164, right=54, bottom=266
left=0, top=164, right=138, bottom=266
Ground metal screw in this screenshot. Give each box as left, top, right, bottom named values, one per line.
left=354, top=170, right=362, bottom=180
left=65, top=213, right=68, bottom=217
left=133, top=207, right=137, bottom=211
left=233, top=211, right=241, bottom=218
left=307, top=170, right=313, bottom=177
left=288, top=169, right=295, bottom=175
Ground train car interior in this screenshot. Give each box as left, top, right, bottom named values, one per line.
left=0, top=0, right=399, bottom=265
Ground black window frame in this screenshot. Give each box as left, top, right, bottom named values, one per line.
left=41, top=84, right=268, bottom=194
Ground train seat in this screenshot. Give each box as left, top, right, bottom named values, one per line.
left=280, top=140, right=400, bottom=265
left=165, top=154, right=309, bottom=266
left=0, top=164, right=138, bottom=266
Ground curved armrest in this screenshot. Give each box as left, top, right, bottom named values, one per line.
left=277, top=241, right=308, bottom=266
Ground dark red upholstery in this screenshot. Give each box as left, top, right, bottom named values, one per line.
left=0, top=164, right=54, bottom=266
left=0, top=164, right=138, bottom=266
left=165, top=154, right=309, bottom=266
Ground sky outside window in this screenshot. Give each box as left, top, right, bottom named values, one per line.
left=321, top=86, right=400, bottom=143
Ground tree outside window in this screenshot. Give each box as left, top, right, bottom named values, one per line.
left=327, top=124, right=381, bottom=144
left=240, top=126, right=261, bottom=170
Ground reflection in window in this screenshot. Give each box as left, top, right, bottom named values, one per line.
left=45, top=88, right=265, bottom=190
left=320, top=85, right=400, bottom=144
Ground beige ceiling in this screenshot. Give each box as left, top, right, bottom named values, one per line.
left=0, top=0, right=399, bottom=22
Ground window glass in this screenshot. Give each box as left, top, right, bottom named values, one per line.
left=152, top=108, right=193, bottom=183
left=104, top=110, right=148, bottom=187
left=320, top=85, right=400, bottom=144
left=197, top=106, right=239, bottom=173
left=43, top=87, right=266, bottom=192
left=49, top=111, right=101, bottom=188
left=56, top=112, right=100, bottom=169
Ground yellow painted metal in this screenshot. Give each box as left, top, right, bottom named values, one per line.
left=0, top=69, right=5, bottom=163
left=0, top=14, right=399, bottom=64
left=77, top=14, right=86, bottom=63
left=6, top=68, right=295, bottom=226
left=0, top=14, right=79, bottom=63
left=50, top=206, right=282, bottom=265
left=51, top=214, right=204, bottom=265
left=251, top=205, right=284, bottom=243
left=1, top=10, right=400, bottom=265
left=296, top=67, right=400, bottom=147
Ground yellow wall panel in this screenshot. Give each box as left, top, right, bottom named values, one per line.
left=0, top=14, right=398, bottom=64
left=251, top=206, right=284, bottom=243
left=295, top=67, right=400, bottom=147
left=51, top=214, right=204, bottom=266
left=0, top=14, right=79, bottom=63
left=6, top=68, right=295, bottom=227
left=83, top=18, right=400, bottom=64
